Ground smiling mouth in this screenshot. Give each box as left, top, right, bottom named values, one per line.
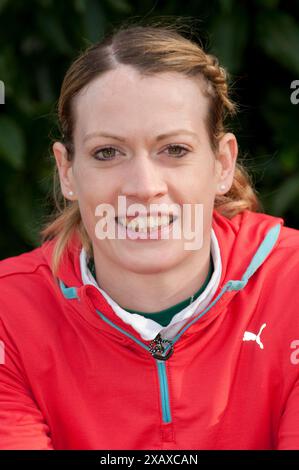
left=115, top=214, right=175, bottom=233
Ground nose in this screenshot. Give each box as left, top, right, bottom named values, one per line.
left=120, top=153, right=168, bottom=203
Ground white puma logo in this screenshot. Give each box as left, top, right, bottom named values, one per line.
left=243, top=323, right=266, bottom=349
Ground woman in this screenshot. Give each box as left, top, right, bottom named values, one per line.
left=0, top=23, right=298, bottom=451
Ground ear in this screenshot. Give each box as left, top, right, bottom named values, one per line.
left=214, top=132, right=238, bottom=195
left=52, top=141, right=76, bottom=200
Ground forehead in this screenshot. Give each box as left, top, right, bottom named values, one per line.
left=73, top=65, right=210, bottom=139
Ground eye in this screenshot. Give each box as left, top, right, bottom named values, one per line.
left=163, top=144, right=189, bottom=158
left=91, top=146, right=121, bottom=161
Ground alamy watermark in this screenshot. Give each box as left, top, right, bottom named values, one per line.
left=290, top=80, right=299, bottom=105
left=94, top=196, right=204, bottom=250
left=0, top=80, right=4, bottom=104
left=0, top=340, right=5, bottom=364
left=290, top=340, right=299, bottom=365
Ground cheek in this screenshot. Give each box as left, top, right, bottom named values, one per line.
left=186, top=154, right=217, bottom=194
left=72, top=166, right=115, bottom=234
left=73, top=164, right=111, bottom=201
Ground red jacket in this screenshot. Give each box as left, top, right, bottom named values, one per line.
left=0, top=209, right=299, bottom=450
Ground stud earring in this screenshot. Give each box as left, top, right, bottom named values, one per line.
left=219, top=184, right=226, bottom=192
left=68, top=191, right=74, bottom=196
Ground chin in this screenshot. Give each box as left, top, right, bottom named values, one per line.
left=117, top=249, right=184, bottom=274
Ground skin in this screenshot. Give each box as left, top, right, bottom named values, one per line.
left=53, top=65, right=238, bottom=313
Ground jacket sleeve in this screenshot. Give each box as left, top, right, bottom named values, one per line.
left=0, top=318, right=54, bottom=450
left=277, top=377, right=299, bottom=449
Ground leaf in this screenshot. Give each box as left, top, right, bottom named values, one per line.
left=4, top=178, right=43, bottom=245
left=261, top=86, right=299, bottom=150
left=218, top=0, right=234, bottom=14
left=0, top=46, right=17, bottom=92
left=0, top=116, right=25, bottom=169
left=74, top=0, right=87, bottom=13
left=0, top=0, right=9, bottom=13
left=104, top=0, right=132, bottom=14
left=36, top=0, right=53, bottom=8
left=37, top=13, right=73, bottom=55
left=210, top=7, right=249, bottom=73
left=35, top=64, right=55, bottom=102
left=257, top=12, right=299, bottom=75
left=270, top=174, right=299, bottom=215
left=255, top=0, right=280, bottom=8
left=84, top=0, right=107, bottom=43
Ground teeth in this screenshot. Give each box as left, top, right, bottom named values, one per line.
left=117, top=215, right=173, bottom=232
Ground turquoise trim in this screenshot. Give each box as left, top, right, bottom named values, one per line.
left=96, top=310, right=149, bottom=351
left=156, top=361, right=172, bottom=423
left=227, top=223, right=281, bottom=292
left=58, top=279, right=78, bottom=299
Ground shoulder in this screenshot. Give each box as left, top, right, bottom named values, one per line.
left=0, top=244, right=59, bottom=324
left=276, top=224, right=299, bottom=250
left=0, top=237, right=58, bottom=284
left=0, top=246, right=44, bottom=301
left=230, top=209, right=299, bottom=255
left=268, top=223, right=299, bottom=273
left=254, top=219, right=299, bottom=330
left=263, top=221, right=299, bottom=286
left=0, top=245, right=46, bottom=280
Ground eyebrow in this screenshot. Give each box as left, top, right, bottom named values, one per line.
left=83, top=129, right=199, bottom=143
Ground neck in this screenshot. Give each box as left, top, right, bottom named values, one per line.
left=92, top=235, right=212, bottom=313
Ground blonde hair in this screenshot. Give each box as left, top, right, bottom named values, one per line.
left=41, top=21, right=261, bottom=276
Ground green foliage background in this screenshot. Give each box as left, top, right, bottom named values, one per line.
left=0, top=0, right=299, bottom=259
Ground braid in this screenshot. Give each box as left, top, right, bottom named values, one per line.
left=202, top=53, right=236, bottom=115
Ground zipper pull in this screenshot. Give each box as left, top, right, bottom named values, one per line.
left=149, top=333, right=174, bottom=361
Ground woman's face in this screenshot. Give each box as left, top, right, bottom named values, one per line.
left=54, top=65, right=237, bottom=274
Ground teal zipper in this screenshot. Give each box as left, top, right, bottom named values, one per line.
left=94, top=310, right=172, bottom=423
left=156, top=360, right=172, bottom=423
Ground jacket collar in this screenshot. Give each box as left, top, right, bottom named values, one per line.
left=41, top=209, right=284, bottom=343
